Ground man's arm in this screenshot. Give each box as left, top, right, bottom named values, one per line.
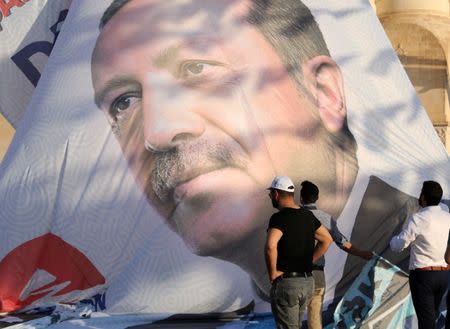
left=313, top=225, right=333, bottom=263
left=445, top=245, right=450, bottom=264
left=330, top=218, right=372, bottom=260
left=445, top=231, right=450, bottom=264
left=342, top=242, right=373, bottom=260
left=265, top=228, right=284, bottom=283
left=390, top=215, right=417, bottom=252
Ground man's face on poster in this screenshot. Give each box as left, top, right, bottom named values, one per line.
left=91, top=0, right=338, bottom=255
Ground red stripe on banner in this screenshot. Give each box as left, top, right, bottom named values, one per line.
left=0, top=233, right=105, bottom=312
left=0, top=0, right=31, bottom=18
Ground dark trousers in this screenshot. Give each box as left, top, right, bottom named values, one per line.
left=409, top=270, right=448, bottom=329
left=446, top=287, right=450, bottom=329
left=446, top=271, right=450, bottom=329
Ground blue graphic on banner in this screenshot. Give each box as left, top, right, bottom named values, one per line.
left=79, top=292, right=107, bottom=312
left=327, top=255, right=416, bottom=329
left=11, top=9, right=68, bottom=87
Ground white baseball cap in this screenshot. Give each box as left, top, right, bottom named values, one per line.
left=268, top=175, right=295, bottom=192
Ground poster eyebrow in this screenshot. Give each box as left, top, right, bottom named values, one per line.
left=95, top=75, right=140, bottom=107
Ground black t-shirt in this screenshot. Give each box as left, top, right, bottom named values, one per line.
left=268, top=207, right=321, bottom=273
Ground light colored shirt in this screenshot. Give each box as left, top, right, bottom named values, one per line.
left=390, top=205, right=450, bottom=270
left=303, top=203, right=349, bottom=267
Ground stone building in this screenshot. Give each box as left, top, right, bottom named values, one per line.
left=371, top=0, right=450, bottom=151
left=0, top=1, right=449, bottom=161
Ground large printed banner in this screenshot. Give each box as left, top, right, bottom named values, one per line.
left=330, top=255, right=416, bottom=329
left=0, top=0, right=449, bottom=327
left=0, top=0, right=72, bottom=128
left=0, top=256, right=419, bottom=329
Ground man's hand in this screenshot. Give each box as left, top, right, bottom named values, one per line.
left=343, top=242, right=373, bottom=260
left=270, top=271, right=284, bottom=284
left=359, top=250, right=374, bottom=260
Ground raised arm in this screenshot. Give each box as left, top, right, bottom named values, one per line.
left=390, top=215, right=417, bottom=252
left=330, top=218, right=372, bottom=260
left=342, top=242, right=373, bottom=260
left=445, top=231, right=450, bottom=264
left=445, top=245, right=450, bottom=264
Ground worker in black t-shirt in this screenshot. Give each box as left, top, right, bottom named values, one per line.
left=265, top=175, right=332, bottom=329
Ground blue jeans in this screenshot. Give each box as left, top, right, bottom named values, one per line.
left=270, top=276, right=314, bottom=329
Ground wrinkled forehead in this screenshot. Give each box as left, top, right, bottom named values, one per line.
left=93, top=0, right=252, bottom=58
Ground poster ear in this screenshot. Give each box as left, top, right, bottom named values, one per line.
left=303, top=56, right=347, bottom=133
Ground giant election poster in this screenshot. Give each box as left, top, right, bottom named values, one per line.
left=0, top=1, right=449, bottom=327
